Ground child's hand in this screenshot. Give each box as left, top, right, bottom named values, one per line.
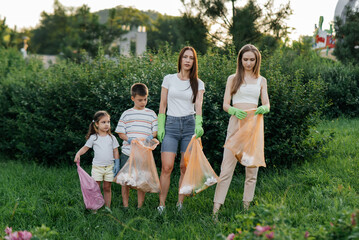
left=146, top=135, right=154, bottom=141
left=74, top=155, right=80, bottom=163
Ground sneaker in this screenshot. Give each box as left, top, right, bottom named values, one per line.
left=157, top=206, right=165, bottom=215
left=243, top=201, right=250, bottom=211
left=104, top=206, right=113, bottom=214
left=176, top=202, right=183, bottom=212
left=212, top=212, right=219, bottom=223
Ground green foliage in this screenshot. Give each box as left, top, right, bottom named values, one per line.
left=334, top=8, right=359, bottom=64
left=147, top=15, right=182, bottom=52
left=0, top=17, right=26, bottom=50
left=279, top=40, right=359, bottom=118
left=183, top=0, right=292, bottom=47
left=31, top=1, right=118, bottom=58
left=147, top=14, right=210, bottom=54
left=30, top=3, right=211, bottom=57
left=261, top=49, right=328, bottom=166
left=0, top=46, right=330, bottom=168
left=230, top=0, right=262, bottom=50
left=327, top=210, right=359, bottom=239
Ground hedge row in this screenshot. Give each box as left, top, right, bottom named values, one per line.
left=0, top=46, right=353, bottom=168
left=279, top=48, right=359, bottom=118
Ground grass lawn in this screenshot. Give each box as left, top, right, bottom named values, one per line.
left=1, top=118, right=358, bottom=239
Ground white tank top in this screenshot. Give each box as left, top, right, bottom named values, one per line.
left=232, top=77, right=262, bottom=105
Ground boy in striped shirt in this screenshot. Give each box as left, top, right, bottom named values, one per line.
left=115, top=83, right=158, bottom=209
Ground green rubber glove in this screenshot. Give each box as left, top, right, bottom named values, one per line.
left=195, top=115, right=204, bottom=138
left=255, top=105, right=270, bottom=115
left=228, top=107, right=247, bottom=119
left=157, top=113, right=166, bottom=143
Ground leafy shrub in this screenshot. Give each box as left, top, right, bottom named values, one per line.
left=326, top=210, right=359, bottom=239
left=279, top=46, right=359, bottom=118
left=0, top=46, right=334, bottom=167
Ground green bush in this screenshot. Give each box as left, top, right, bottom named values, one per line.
left=279, top=46, right=359, bottom=118
left=0, top=47, right=333, bottom=167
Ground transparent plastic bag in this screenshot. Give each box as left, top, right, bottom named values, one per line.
left=179, top=136, right=220, bottom=196
left=114, top=138, right=161, bottom=193
left=76, top=161, right=105, bottom=210
left=224, top=109, right=266, bottom=167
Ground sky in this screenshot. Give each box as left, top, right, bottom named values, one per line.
left=0, top=0, right=340, bottom=41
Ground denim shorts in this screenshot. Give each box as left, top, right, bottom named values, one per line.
left=161, top=115, right=195, bottom=153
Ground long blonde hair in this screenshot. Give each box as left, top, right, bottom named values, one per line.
left=231, top=44, right=261, bottom=96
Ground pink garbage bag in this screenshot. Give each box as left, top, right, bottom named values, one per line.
left=77, top=161, right=104, bottom=210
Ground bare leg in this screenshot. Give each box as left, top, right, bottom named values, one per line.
left=103, top=181, right=112, bottom=208
left=121, top=185, right=130, bottom=207
left=137, top=190, right=146, bottom=208
left=177, top=152, right=186, bottom=204
left=159, top=152, right=176, bottom=206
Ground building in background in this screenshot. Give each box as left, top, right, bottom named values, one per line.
left=110, top=25, right=147, bottom=56
left=335, top=0, right=359, bottom=24
left=313, top=0, right=358, bottom=59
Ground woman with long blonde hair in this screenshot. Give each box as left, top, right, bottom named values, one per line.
left=213, top=44, right=270, bottom=218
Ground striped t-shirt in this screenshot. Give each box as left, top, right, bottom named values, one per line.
left=115, top=108, right=158, bottom=156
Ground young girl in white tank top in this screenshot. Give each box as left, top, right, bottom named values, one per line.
left=212, top=44, right=270, bottom=220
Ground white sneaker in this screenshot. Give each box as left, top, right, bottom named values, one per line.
left=157, top=206, right=165, bottom=215
left=243, top=201, right=250, bottom=211
left=176, top=202, right=183, bottom=212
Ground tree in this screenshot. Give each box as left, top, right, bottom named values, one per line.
left=66, top=5, right=103, bottom=57
left=178, top=13, right=210, bottom=54
left=0, top=17, right=22, bottom=49
left=31, top=0, right=70, bottom=54
left=230, top=0, right=262, bottom=50
left=114, top=7, right=152, bottom=29
left=334, top=8, right=359, bottom=64
left=147, top=14, right=211, bottom=54
left=31, top=1, right=107, bottom=58
left=181, top=0, right=292, bottom=50
left=261, top=0, right=292, bottom=39
left=147, top=15, right=181, bottom=51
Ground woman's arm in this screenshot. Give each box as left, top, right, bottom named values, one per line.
left=195, top=90, right=205, bottom=116
left=159, top=87, right=168, bottom=114
left=157, top=87, right=168, bottom=142
left=260, top=77, right=270, bottom=109
left=223, top=75, right=235, bottom=112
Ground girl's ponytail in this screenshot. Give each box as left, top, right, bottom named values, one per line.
left=85, top=111, right=110, bottom=140
left=85, top=120, right=97, bottom=140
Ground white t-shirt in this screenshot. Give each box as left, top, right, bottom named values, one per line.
left=115, top=108, right=158, bottom=156
left=85, top=134, right=119, bottom=166
left=161, top=73, right=205, bottom=117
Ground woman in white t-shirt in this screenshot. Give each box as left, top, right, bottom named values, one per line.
left=157, top=46, right=205, bottom=214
